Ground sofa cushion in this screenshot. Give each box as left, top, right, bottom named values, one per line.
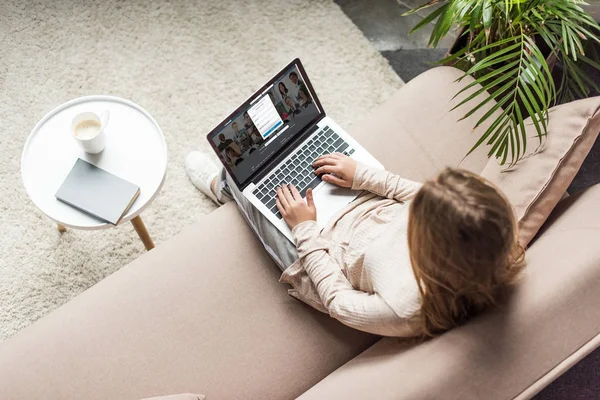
left=0, top=204, right=377, bottom=400
left=298, top=184, right=600, bottom=400
left=481, top=97, right=600, bottom=246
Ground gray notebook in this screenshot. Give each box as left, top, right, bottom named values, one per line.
left=55, top=159, right=141, bottom=225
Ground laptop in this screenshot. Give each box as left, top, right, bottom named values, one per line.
left=207, top=58, right=383, bottom=241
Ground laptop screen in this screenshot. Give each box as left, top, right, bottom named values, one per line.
left=207, top=60, right=322, bottom=188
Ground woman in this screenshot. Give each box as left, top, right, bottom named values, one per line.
left=278, top=82, right=289, bottom=102
left=185, top=151, right=524, bottom=338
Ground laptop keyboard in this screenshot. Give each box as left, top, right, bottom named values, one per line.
left=252, top=126, right=355, bottom=219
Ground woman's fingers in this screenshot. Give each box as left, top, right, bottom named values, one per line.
left=276, top=186, right=289, bottom=209
left=306, top=188, right=315, bottom=209
left=322, top=174, right=347, bottom=187
left=312, top=156, right=337, bottom=168
left=275, top=198, right=287, bottom=216
left=314, top=152, right=344, bottom=164
left=315, top=165, right=340, bottom=176
left=289, top=184, right=301, bottom=201
left=280, top=184, right=295, bottom=203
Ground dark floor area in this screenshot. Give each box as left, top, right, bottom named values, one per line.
left=381, top=48, right=448, bottom=82
left=569, top=126, right=600, bottom=194
left=534, top=347, right=600, bottom=400
left=336, top=0, right=600, bottom=398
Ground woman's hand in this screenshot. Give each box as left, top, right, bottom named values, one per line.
left=312, top=152, right=357, bottom=188
left=276, top=184, right=316, bottom=229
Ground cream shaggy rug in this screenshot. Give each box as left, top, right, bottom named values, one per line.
left=0, top=0, right=403, bottom=341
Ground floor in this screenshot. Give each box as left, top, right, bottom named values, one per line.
left=336, top=0, right=452, bottom=81
left=335, top=0, right=600, bottom=398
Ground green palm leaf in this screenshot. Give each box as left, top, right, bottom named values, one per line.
left=404, top=0, right=600, bottom=167
left=458, top=33, right=554, bottom=166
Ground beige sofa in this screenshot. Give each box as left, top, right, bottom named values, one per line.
left=2, top=67, right=600, bottom=400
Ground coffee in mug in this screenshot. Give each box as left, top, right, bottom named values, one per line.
left=74, top=119, right=102, bottom=139
left=71, top=111, right=110, bottom=154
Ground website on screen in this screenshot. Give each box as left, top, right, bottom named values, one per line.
left=210, top=65, right=319, bottom=184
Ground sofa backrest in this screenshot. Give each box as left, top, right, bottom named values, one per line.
left=349, top=67, right=500, bottom=180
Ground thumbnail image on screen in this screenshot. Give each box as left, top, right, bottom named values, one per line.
left=210, top=64, right=319, bottom=185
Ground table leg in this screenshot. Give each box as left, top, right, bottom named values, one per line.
left=57, top=224, right=67, bottom=233
left=131, top=215, right=155, bottom=250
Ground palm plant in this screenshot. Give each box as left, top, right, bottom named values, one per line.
left=405, top=0, right=600, bottom=167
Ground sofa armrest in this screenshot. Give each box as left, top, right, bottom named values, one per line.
left=348, top=66, right=503, bottom=181
left=298, top=184, right=600, bottom=400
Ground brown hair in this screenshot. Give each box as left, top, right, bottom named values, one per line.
left=407, top=168, right=525, bottom=337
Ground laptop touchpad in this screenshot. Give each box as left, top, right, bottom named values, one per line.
left=313, top=182, right=358, bottom=227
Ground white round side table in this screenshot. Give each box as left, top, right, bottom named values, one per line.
left=21, top=95, right=167, bottom=250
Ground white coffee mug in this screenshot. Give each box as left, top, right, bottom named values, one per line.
left=71, top=111, right=110, bottom=154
